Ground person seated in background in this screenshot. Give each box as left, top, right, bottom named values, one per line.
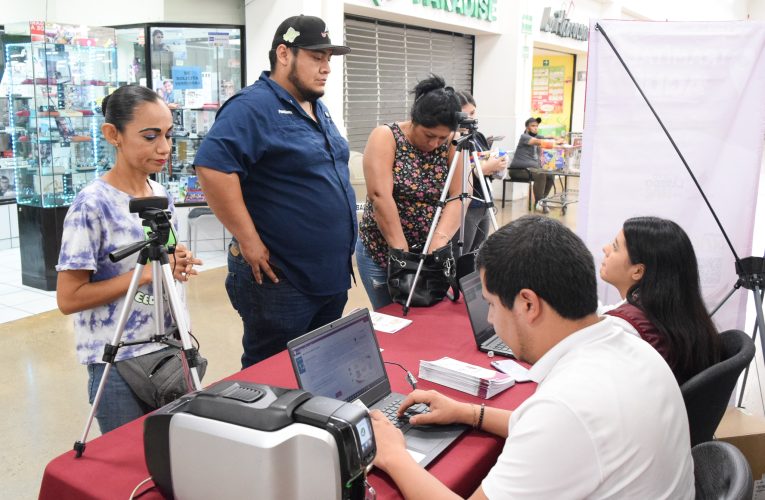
left=508, top=117, right=562, bottom=214
left=599, top=216, right=721, bottom=384
left=370, top=215, right=694, bottom=499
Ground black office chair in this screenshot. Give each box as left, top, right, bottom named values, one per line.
left=681, top=329, right=755, bottom=447
left=501, top=167, right=534, bottom=210
left=692, top=441, right=753, bottom=500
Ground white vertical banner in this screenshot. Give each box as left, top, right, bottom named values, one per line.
left=579, top=20, right=765, bottom=328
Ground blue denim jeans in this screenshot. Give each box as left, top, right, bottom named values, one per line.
left=355, top=239, right=393, bottom=311
left=225, top=242, right=348, bottom=369
left=87, top=363, right=150, bottom=434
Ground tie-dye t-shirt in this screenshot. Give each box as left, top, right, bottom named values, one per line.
left=57, top=178, right=180, bottom=365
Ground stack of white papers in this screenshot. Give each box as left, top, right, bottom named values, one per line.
left=419, top=357, right=515, bottom=399
left=370, top=311, right=412, bottom=334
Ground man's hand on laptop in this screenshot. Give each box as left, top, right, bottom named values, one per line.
left=396, top=389, right=473, bottom=426
left=369, top=410, right=413, bottom=473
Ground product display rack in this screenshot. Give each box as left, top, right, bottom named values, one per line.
left=4, top=21, right=118, bottom=289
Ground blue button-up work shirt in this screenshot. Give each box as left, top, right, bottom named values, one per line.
left=194, top=72, right=357, bottom=295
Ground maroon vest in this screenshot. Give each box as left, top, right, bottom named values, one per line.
left=606, top=303, right=671, bottom=366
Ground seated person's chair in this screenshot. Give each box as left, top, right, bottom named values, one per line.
left=681, top=329, right=755, bottom=447
left=692, top=441, right=753, bottom=500
left=502, top=167, right=533, bottom=210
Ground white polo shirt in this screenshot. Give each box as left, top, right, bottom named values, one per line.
left=482, top=316, right=694, bottom=499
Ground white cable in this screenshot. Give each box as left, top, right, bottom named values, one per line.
left=128, top=476, right=154, bottom=500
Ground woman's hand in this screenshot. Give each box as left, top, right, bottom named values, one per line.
left=171, top=243, right=203, bottom=282
left=481, top=155, right=508, bottom=176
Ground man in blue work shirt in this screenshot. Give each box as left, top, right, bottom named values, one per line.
left=194, top=15, right=356, bottom=368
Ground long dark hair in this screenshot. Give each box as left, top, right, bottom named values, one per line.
left=623, top=216, right=721, bottom=380
left=410, top=74, right=461, bottom=131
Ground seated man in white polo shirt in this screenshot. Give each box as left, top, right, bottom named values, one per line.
left=370, top=215, right=694, bottom=499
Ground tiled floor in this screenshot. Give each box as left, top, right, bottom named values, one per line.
left=0, top=250, right=59, bottom=323
left=1, top=194, right=572, bottom=498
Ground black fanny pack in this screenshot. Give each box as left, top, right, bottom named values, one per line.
left=116, top=342, right=207, bottom=409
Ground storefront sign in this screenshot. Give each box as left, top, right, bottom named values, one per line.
left=372, top=0, right=497, bottom=22
left=539, top=8, right=588, bottom=41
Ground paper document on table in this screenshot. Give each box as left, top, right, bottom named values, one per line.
left=370, top=311, right=412, bottom=334
left=419, top=357, right=515, bottom=399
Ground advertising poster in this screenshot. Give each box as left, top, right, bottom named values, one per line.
left=531, top=54, right=574, bottom=137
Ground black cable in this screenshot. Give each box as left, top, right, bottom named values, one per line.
left=384, top=361, right=418, bottom=390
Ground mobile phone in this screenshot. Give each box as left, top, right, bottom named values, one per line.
left=490, top=359, right=532, bottom=382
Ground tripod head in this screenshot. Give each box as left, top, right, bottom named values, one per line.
left=735, top=257, right=765, bottom=292
left=455, top=111, right=478, bottom=132
left=109, top=196, right=176, bottom=263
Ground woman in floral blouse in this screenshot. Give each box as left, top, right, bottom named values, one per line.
left=356, top=75, right=464, bottom=309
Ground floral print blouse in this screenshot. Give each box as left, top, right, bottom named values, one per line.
left=359, top=122, right=451, bottom=268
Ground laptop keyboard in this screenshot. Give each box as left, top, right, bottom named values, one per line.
left=381, top=401, right=430, bottom=429
left=485, top=336, right=514, bottom=354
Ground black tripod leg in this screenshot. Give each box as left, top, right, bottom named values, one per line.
left=737, top=285, right=765, bottom=407
left=710, top=282, right=741, bottom=317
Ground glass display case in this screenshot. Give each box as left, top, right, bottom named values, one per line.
left=4, top=22, right=117, bottom=208
left=114, top=23, right=245, bottom=205
left=3, top=22, right=118, bottom=290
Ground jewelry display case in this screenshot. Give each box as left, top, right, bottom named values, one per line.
left=3, top=21, right=118, bottom=289
left=5, top=22, right=117, bottom=208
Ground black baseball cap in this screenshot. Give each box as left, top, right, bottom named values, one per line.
left=525, top=117, right=542, bottom=127
left=271, top=15, right=351, bottom=55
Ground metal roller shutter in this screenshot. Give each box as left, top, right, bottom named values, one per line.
left=343, top=15, right=474, bottom=153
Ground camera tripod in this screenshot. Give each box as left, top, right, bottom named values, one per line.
left=402, top=117, right=499, bottom=315
left=709, top=255, right=765, bottom=406
left=74, top=197, right=203, bottom=457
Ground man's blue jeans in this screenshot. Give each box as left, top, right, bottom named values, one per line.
left=225, top=243, right=348, bottom=369
left=355, top=239, right=393, bottom=311
left=87, top=363, right=150, bottom=434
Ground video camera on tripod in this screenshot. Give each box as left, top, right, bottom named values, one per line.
left=108, top=196, right=177, bottom=263
left=455, top=111, right=478, bottom=131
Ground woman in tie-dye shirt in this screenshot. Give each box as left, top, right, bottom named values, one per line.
left=56, top=85, right=202, bottom=433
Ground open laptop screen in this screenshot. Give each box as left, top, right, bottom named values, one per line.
left=461, top=271, right=491, bottom=336
left=288, top=310, right=387, bottom=403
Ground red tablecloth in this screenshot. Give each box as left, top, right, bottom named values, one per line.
left=39, top=300, right=536, bottom=499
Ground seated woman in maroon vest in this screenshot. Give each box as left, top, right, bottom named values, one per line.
left=599, top=216, right=721, bottom=384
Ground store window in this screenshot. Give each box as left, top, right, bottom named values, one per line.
left=343, top=16, right=474, bottom=153
left=113, top=24, right=245, bottom=204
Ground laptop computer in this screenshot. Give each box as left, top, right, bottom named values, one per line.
left=287, top=308, right=467, bottom=467
left=459, top=271, right=515, bottom=358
